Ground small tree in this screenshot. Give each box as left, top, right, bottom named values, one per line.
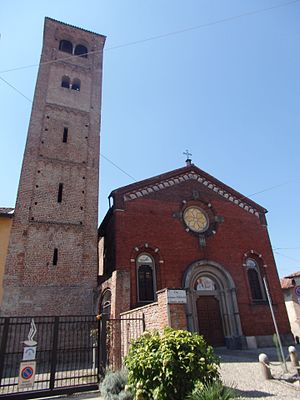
left=124, top=328, right=220, bottom=400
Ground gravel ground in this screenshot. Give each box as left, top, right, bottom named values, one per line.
left=37, top=346, right=300, bottom=400
left=217, top=346, right=300, bottom=400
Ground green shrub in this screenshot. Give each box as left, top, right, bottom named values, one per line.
left=100, top=369, right=133, bottom=400
left=124, top=328, right=220, bottom=400
left=187, top=380, right=236, bottom=400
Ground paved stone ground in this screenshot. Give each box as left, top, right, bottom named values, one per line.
left=38, top=345, right=300, bottom=400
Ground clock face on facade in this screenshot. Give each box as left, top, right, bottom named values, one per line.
left=183, top=206, right=208, bottom=233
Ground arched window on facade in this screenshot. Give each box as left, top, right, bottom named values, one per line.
left=100, top=290, right=111, bottom=317
left=71, top=78, right=81, bottom=91
left=61, top=75, right=70, bottom=89
left=59, top=40, right=73, bottom=54
left=137, top=254, right=156, bottom=303
left=74, top=44, right=88, bottom=58
left=245, top=258, right=265, bottom=301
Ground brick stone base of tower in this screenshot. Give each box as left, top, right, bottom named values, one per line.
left=1, top=285, right=96, bottom=316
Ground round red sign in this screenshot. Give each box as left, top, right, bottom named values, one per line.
left=294, top=285, right=300, bottom=297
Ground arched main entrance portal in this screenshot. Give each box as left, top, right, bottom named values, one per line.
left=183, top=260, right=244, bottom=349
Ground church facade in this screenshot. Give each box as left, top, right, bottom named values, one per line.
left=99, top=162, right=291, bottom=349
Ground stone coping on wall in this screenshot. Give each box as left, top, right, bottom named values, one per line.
left=120, top=301, right=159, bottom=317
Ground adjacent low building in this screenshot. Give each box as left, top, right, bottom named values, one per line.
left=0, top=208, right=14, bottom=306
left=281, top=271, right=300, bottom=342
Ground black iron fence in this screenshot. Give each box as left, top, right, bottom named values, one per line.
left=0, top=315, right=100, bottom=399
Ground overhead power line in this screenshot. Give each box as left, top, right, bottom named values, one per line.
left=105, top=0, right=300, bottom=52
left=100, top=153, right=136, bottom=181
left=273, top=251, right=300, bottom=265
left=0, top=0, right=299, bottom=184
left=0, top=71, right=298, bottom=194
left=241, top=180, right=298, bottom=203
left=0, top=76, right=32, bottom=102
left=273, top=247, right=300, bottom=250
left=0, top=77, right=136, bottom=181
left=0, top=0, right=299, bottom=75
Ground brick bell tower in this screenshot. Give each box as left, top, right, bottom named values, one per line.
left=1, top=18, right=106, bottom=316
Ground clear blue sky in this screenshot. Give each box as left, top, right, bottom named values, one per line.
left=1, top=0, right=300, bottom=278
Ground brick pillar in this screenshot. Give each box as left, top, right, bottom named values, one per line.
left=157, top=289, right=188, bottom=330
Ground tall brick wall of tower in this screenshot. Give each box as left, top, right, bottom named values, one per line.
left=1, top=18, right=106, bottom=316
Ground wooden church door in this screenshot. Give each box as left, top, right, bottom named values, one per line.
left=196, top=296, right=225, bottom=346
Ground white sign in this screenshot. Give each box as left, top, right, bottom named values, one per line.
left=18, top=361, right=36, bottom=389
left=23, top=346, right=37, bottom=361
left=167, top=289, right=187, bottom=304
left=23, top=319, right=37, bottom=346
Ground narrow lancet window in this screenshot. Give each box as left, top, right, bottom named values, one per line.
left=63, top=127, right=68, bottom=143
left=53, top=248, right=58, bottom=266
left=57, top=183, right=63, bottom=203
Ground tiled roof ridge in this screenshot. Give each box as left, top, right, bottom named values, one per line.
left=45, top=17, right=106, bottom=38
left=0, top=207, right=14, bottom=215
left=111, top=164, right=266, bottom=217
left=284, top=270, right=300, bottom=278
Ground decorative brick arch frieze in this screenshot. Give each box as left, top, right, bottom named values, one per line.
left=242, top=250, right=268, bottom=269
left=129, top=243, right=164, bottom=265
left=45, top=103, right=90, bottom=118
left=183, top=259, right=244, bottom=346
left=123, top=170, right=261, bottom=218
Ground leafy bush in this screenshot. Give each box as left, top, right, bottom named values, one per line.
left=100, top=369, right=133, bottom=400
left=124, top=328, right=220, bottom=400
left=187, top=381, right=236, bottom=400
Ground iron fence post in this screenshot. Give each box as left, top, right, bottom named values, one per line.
left=99, top=315, right=108, bottom=376
left=49, top=316, right=59, bottom=390
left=0, top=317, right=10, bottom=386
left=142, top=313, right=145, bottom=332
left=96, top=316, right=101, bottom=381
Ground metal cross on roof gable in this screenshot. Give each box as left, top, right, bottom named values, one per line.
left=183, top=149, right=192, bottom=165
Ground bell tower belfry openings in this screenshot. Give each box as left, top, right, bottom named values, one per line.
left=1, top=18, right=106, bottom=316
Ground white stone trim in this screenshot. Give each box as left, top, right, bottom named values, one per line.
left=122, top=170, right=261, bottom=217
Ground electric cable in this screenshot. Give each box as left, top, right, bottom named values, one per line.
left=0, top=76, right=32, bottom=102
left=100, top=153, right=136, bottom=181
left=0, top=68, right=297, bottom=198
left=273, top=251, right=300, bottom=265
left=273, top=247, right=300, bottom=250
left=0, top=77, right=136, bottom=181
left=0, top=0, right=299, bottom=194
left=0, top=0, right=299, bottom=75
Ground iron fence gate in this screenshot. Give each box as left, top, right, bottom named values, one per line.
left=99, top=316, right=145, bottom=372
left=0, top=315, right=100, bottom=399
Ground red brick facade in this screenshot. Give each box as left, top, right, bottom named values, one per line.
left=99, top=164, right=292, bottom=348
left=1, top=18, right=105, bottom=316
